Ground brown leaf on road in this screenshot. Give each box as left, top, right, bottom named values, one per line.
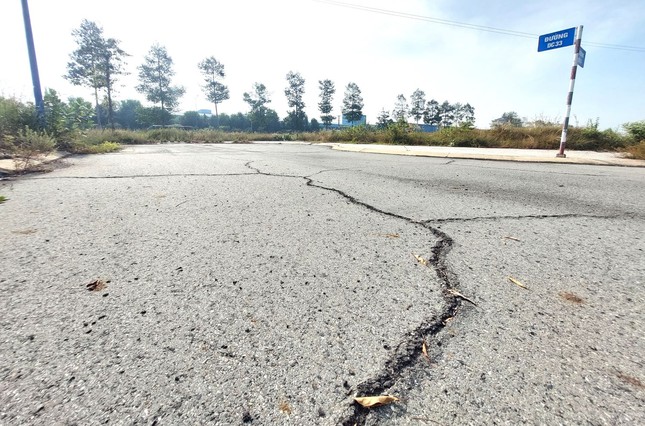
left=354, top=395, right=399, bottom=408
left=560, top=291, right=584, bottom=304
left=412, top=253, right=428, bottom=267
left=86, top=279, right=107, bottom=292
left=385, top=233, right=400, bottom=238
left=422, top=340, right=431, bottom=362
left=507, top=276, right=528, bottom=290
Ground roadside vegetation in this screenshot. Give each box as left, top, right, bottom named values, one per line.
left=2, top=17, right=642, bottom=164
left=2, top=94, right=644, bottom=163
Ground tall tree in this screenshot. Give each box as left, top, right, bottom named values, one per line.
left=136, top=44, right=185, bottom=125
left=66, top=96, right=94, bottom=130
left=66, top=20, right=127, bottom=129
left=392, top=94, right=409, bottom=122
left=462, top=103, right=476, bottom=127
left=423, top=99, right=440, bottom=126
left=491, top=111, right=522, bottom=127
left=342, top=82, right=363, bottom=126
left=376, top=108, right=393, bottom=129
left=438, top=101, right=455, bottom=127
left=114, top=99, right=143, bottom=129
left=439, top=101, right=455, bottom=127
left=453, top=103, right=476, bottom=127
left=318, top=79, right=335, bottom=129
left=198, top=56, right=229, bottom=127
left=65, top=20, right=106, bottom=128
left=284, top=71, right=306, bottom=131
left=43, top=89, right=67, bottom=137
left=243, top=82, right=272, bottom=131
left=409, top=89, right=426, bottom=124
left=101, top=37, right=128, bottom=129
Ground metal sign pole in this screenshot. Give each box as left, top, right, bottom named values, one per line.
left=557, top=25, right=584, bottom=158
left=20, top=0, right=45, bottom=125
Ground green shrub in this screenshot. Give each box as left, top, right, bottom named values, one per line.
left=14, top=127, right=56, bottom=155
left=0, top=96, right=38, bottom=136
left=624, top=120, right=645, bottom=142
left=429, top=127, right=491, bottom=147
left=567, top=127, right=627, bottom=151
left=338, top=125, right=376, bottom=143
left=10, top=127, right=56, bottom=170
left=384, top=122, right=415, bottom=145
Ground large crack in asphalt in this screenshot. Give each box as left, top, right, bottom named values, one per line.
left=429, top=212, right=632, bottom=223
left=243, top=162, right=463, bottom=425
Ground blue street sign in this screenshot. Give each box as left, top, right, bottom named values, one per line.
left=577, top=47, right=586, bottom=68
left=538, top=27, right=576, bottom=52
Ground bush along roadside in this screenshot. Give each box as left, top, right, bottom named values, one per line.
left=2, top=95, right=644, bottom=158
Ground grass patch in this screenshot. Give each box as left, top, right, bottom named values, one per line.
left=0, top=195, right=7, bottom=204
left=68, top=141, right=121, bottom=154
left=3, top=123, right=641, bottom=156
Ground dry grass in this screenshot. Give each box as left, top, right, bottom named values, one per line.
left=278, top=400, right=293, bottom=415
left=623, top=141, right=645, bottom=160
left=68, top=141, right=121, bottom=154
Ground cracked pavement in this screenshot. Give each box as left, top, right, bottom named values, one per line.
left=1, top=143, right=643, bottom=425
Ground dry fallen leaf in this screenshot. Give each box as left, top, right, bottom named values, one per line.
left=86, top=279, right=107, bottom=292
left=447, top=288, right=478, bottom=306
left=507, top=276, right=528, bottom=290
left=385, top=233, right=400, bottom=238
left=422, top=340, right=431, bottom=362
left=412, top=253, right=428, bottom=266
left=503, top=236, right=521, bottom=242
left=354, top=395, right=399, bottom=408
left=560, top=291, right=584, bottom=304
left=11, top=228, right=38, bottom=235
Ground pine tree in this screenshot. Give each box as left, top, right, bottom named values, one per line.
left=136, top=44, right=185, bottom=125
left=284, top=71, right=306, bottom=131
left=342, top=82, right=364, bottom=126
left=318, top=79, right=335, bottom=129
left=199, top=57, right=229, bottom=127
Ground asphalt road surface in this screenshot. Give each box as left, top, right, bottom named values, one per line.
left=1, top=143, right=643, bottom=425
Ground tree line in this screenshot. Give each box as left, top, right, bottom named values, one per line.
left=61, top=19, right=474, bottom=131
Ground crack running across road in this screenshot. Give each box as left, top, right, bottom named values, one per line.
left=244, top=161, right=467, bottom=425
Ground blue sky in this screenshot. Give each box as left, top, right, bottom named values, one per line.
left=1, top=0, right=643, bottom=129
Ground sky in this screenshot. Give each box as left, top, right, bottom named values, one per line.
left=1, top=0, right=644, bottom=129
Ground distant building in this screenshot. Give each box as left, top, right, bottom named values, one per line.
left=197, top=109, right=212, bottom=117
left=340, top=114, right=367, bottom=126
left=416, top=124, right=439, bottom=133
